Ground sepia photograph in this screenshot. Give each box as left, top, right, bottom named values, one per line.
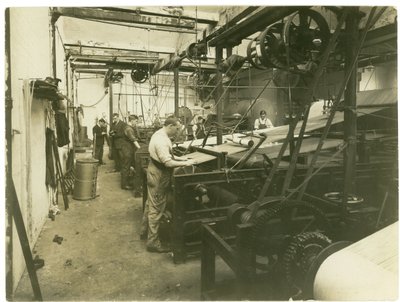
left=4, top=3, right=398, bottom=301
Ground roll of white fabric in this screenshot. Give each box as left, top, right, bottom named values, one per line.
left=314, top=222, right=398, bottom=300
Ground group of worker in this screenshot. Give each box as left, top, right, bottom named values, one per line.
left=92, top=113, right=141, bottom=190
left=92, top=110, right=273, bottom=254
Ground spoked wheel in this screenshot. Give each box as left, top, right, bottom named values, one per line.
left=257, top=23, right=288, bottom=69
left=282, top=231, right=332, bottom=298
left=251, top=201, right=331, bottom=272
left=283, top=8, right=331, bottom=65
left=247, top=36, right=269, bottom=70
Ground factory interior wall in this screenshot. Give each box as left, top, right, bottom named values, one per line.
left=227, top=60, right=398, bottom=130
left=359, top=62, right=397, bottom=91
left=227, top=68, right=284, bottom=128
left=9, top=7, right=59, bottom=291
left=76, top=77, right=108, bottom=140
left=75, top=72, right=208, bottom=134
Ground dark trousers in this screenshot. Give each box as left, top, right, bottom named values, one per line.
left=94, top=144, right=104, bottom=164
left=117, top=143, right=134, bottom=187
left=113, top=145, right=121, bottom=171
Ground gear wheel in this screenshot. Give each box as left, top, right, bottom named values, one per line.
left=250, top=201, right=330, bottom=272
left=282, top=232, right=332, bottom=298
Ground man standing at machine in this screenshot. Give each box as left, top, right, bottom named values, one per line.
left=126, top=114, right=141, bottom=189
left=192, top=116, right=206, bottom=139
left=141, top=116, right=196, bottom=253
left=92, top=118, right=108, bottom=164
left=254, top=110, right=274, bottom=130
left=110, top=113, right=140, bottom=189
left=109, top=113, right=123, bottom=172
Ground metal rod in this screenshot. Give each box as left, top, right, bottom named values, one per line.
left=281, top=104, right=311, bottom=195
left=343, top=7, right=360, bottom=218
left=296, top=7, right=379, bottom=202
left=109, top=82, right=113, bottom=125
left=215, top=47, right=223, bottom=145
left=186, top=84, right=308, bottom=89
left=11, top=179, right=43, bottom=301
left=5, top=8, right=13, bottom=300
left=51, top=18, right=57, bottom=78
left=174, top=68, right=179, bottom=117
left=252, top=8, right=348, bottom=214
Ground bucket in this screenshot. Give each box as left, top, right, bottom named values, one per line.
left=73, top=158, right=99, bottom=200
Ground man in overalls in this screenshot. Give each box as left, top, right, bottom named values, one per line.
left=141, top=116, right=196, bottom=253
left=192, top=116, right=206, bottom=139
left=254, top=109, right=274, bottom=130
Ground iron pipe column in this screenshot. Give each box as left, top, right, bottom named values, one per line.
left=343, top=7, right=360, bottom=217
left=109, top=82, right=113, bottom=125
left=50, top=15, right=58, bottom=78
left=216, top=47, right=223, bottom=145
left=174, top=67, right=179, bottom=117
left=5, top=8, right=13, bottom=300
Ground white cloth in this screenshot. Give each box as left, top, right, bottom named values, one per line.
left=148, top=127, right=173, bottom=164
left=254, top=117, right=273, bottom=130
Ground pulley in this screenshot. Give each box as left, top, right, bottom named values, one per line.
left=283, top=8, right=331, bottom=65
left=186, top=42, right=207, bottom=60
left=248, top=9, right=330, bottom=70
left=130, top=67, right=149, bottom=83
left=246, top=36, right=268, bottom=70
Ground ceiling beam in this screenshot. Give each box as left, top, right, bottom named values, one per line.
left=65, top=46, right=159, bottom=60
left=70, top=56, right=158, bottom=64
left=208, top=6, right=304, bottom=47
left=362, top=23, right=397, bottom=48
left=71, top=58, right=156, bottom=69
left=64, top=43, right=162, bottom=55
left=74, top=69, right=107, bottom=74
left=96, top=7, right=218, bottom=25
left=199, top=6, right=259, bottom=43
left=52, top=7, right=197, bottom=29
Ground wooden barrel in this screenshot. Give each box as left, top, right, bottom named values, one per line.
left=73, top=158, right=99, bottom=200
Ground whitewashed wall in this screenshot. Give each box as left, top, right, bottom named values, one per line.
left=75, top=71, right=202, bottom=136
left=9, top=7, right=67, bottom=292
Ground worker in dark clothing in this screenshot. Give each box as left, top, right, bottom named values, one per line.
left=92, top=118, right=108, bottom=164
left=192, top=116, right=206, bottom=139
left=140, top=116, right=196, bottom=253
left=110, top=113, right=141, bottom=190
left=109, top=113, right=124, bottom=172
left=124, top=115, right=141, bottom=189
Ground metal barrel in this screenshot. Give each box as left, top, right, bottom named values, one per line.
left=73, top=158, right=99, bottom=200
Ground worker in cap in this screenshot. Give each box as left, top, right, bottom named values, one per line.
left=124, top=114, right=141, bottom=190
left=92, top=118, right=108, bottom=164
left=109, top=113, right=125, bottom=178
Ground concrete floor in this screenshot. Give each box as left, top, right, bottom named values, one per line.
left=13, top=155, right=235, bottom=301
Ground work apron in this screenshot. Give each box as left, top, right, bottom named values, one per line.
left=141, top=158, right=173, bottom=245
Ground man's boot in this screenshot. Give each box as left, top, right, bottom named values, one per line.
left=121, top=175, right=133, bottom=190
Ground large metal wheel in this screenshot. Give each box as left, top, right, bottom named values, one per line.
left=257, top=23, right=287, bottom=69
left=282, top=231, right=332, bottom=298
left=283, top=9, right=331, bottom=65
left=246, top=36, right=269, bottom=70
left=250, top=201, right=331, bottom=272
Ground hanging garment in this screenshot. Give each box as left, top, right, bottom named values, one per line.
left=45, top=128, right=57, bottom=188
left=54, top=112, right=70, bottom=147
